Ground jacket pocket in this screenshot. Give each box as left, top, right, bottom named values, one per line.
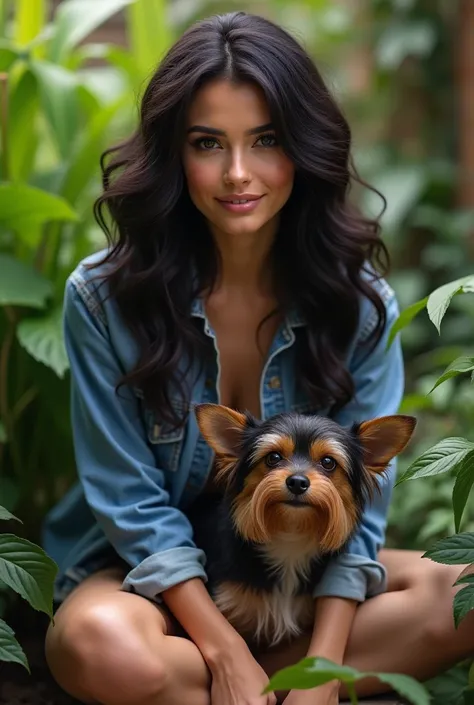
left=135, top=388, right=187, bottom=473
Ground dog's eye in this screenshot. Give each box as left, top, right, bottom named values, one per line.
left=265, top=452, right=283, bottom=468
left=320, top=456, right=336, bottom=471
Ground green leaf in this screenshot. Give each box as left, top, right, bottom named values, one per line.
left=0, top=534, right=57, bottom=617
left=31, top=60, right=80, bottom=159
left=453, top=452, right=474, bottom=533
left=453, top=584, right=474, bottom=628
left=387, top=296, right=428, bottom=347
left=17, top=308, right=69, bottom=378
left=0, top=184, right=77, bottom=234
left=396, top=438, right=474, bottom=485
left=14, top=0, right=46, bottom=47
left=0, top=255, right=53, bottom=308
left=427, top=276, right=474, bottom=334
left=376, top=20, right=437, bottom=70
left=0, top=506, right=20, bottom=522
left=431, top=357, right=474, bottom=393
left=49, top=0, right=135, bottom=64
left=62, top=95, right=127, bottom=205
left=423, top=533, right=474, bottom=565
left=0, top=618, right=29, bottom=671
left=264, top=656, right=430, bottom=705
left=0, top=45, right=20, bottom=71
left=127, top=0, right=173, bottom=82
left=8, top=69, right=39, bottom=182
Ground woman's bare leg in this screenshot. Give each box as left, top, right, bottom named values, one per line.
left=45, top=568, right=211, bottom=705
left=257, top=549, right=474, bottom=700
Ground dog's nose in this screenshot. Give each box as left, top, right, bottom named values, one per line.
left=286, top=474, right=310, bottom=495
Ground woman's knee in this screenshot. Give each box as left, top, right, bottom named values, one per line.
left=46, top=600, right=169, bottom=704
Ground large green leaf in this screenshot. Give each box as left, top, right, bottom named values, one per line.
left=424, top=533, right=474, bottom=565
left=14, top=0, right=46, bottom=47
left=62, top=95, right=128, bottom=205
left=127, top=0, right=173, bottom=82
left=0, top=44, right=20, bottom=71
left=453, top=580, right=474, bottom=628
left=8, top=69, right=39, bottom=182
left=452, top=452, right=474, bottom=533
left=363, top=166, right=427, bottom=234
left=0, top=255, right=53, bottom=308
left=17, top=308, right=69, bottom=378
left=0, top=506, right=20, bottom=522
left=49, top=0, right=135, bottom=64
left=31, top=60, right=80, bottom=159
left=0, top=618, right=29, bottom=671
left=387, top=296, right=428, bottom=348
left=0, top=534, right=57, bottom=617
left=427, top=276, right=474, bottom=334
left=431, top=357, right=474, bottom=393
left=0, top=184, right=77, bottom=234
left=396, top=438, right=474, bottom=485
left=264, top=656, right=429, bottom=705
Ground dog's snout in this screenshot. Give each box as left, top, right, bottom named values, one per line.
left=285, top=474, right=310, bottom=495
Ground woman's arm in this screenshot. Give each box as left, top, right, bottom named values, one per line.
left=307, top=597, right=358, bottom=663
left=64, top=272, right=207, bottom=601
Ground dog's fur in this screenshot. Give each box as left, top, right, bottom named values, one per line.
left=188, top=404, right=416, bottom=647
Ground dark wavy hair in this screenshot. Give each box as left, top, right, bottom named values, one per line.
left=94, top=11, right=389, bottom=427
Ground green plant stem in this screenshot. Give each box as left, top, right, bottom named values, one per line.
left=0, top=71, right=9, bottom=180
left=0, top=307, right=19, bottom=473
left=12, top=386, right=38, bottom=421
left=346, top=683, right=359, bottom=705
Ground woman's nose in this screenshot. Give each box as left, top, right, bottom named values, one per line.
left=224, top=150, right=251, bottom=186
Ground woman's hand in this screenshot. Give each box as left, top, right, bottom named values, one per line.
left=283, top=681, right=339, bottom=705
left=208, top=642, right=277, bottom=705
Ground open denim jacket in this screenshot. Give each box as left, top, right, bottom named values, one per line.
left=43, top=250, right=404, bottom=605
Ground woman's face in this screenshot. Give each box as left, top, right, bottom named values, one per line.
left=182, top=79, right=295, bottom=241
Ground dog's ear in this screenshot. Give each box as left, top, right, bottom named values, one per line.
left=356, top=415, right=416, bottom=474
left=194, top=403, right=248, bottom=457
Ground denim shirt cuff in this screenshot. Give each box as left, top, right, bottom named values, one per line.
left=121, top=546, right=208, bottom=602
left=311, top=553, right=388, bottom=603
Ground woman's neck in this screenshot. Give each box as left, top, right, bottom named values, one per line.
left=211, top=224, right=276, bottom=297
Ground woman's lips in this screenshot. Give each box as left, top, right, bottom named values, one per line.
left=216, top=195, right=264, bottom=213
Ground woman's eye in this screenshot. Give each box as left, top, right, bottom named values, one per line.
left=320, top=456, right=336, bottom=472
left=195, top=137, right=219, bottom=150
left=256, top=133, right=277, bottom=148
left=265, top=452, right=283, bottom=468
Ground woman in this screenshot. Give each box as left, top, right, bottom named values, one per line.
left=43, top=11, right=474, bottom=705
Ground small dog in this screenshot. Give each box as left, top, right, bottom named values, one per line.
left=188, top=404, right=416, bottom=647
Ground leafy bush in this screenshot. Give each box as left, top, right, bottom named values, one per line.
left=0, top=0, right=172, bottom=534
left=0, top=505, right=57, bottom=669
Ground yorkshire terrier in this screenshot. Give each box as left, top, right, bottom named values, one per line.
left=188, top=404, right=416, bottom=647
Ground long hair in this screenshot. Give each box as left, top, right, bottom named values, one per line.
left=93, top=11, right=389, bottom=427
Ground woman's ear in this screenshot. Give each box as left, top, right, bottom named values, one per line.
left=356, top=415, right=417, bottom=473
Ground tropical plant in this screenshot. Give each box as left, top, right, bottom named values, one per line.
left=0, top=505, right=57, bottom=669
left=265, top=656, right=430, bottom=705
left=0, top=0, right=173, bottom=535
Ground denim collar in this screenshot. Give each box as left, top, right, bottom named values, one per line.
left=190, top=296, right=305, bottom=329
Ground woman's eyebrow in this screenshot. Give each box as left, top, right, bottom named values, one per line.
left=187, top=122, right=274, bottom=136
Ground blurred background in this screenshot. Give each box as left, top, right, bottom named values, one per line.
left=0, top=0, right=473, bottom=553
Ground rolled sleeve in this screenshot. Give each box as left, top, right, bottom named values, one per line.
left=64, top=279, right=207, bottom=602
left=312, top=292, right=404, bottom=602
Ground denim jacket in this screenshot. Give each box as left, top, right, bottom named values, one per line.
left=43, top=250, right=404, bottom=605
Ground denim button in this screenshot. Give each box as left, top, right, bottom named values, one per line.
left=268, top=376, right=281, bottom=390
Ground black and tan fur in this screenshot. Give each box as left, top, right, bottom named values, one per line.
left=188, top=404, right=416, bottom=647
